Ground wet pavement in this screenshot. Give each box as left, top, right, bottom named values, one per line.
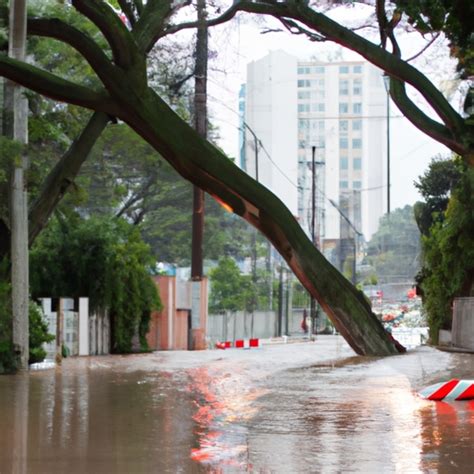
left=0, top=336, right=473, bottom=473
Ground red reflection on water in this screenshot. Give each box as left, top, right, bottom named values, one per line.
left=186, top=365, right=266, bottom=468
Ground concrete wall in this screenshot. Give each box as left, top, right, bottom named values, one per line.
left=246, top=50, right=298, bottom=215
left=207, top=311, right=277, bottom=345
left=452, top=297, right=474, bottom=350
left=207, top=308, right=334, bottom=345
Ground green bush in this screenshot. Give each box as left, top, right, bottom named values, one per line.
left=30, top=216, right=162, bottom=353
left=419, top=166, right=474, bottom=343
left=29, top=301, right=55, bottom=364
left=0, top=259, right=16, bottom=373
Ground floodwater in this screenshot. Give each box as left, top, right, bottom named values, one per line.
left=0, top=337, right=473, bottom=473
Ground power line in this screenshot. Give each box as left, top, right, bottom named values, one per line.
left=208, top=96, right=379, bottom=227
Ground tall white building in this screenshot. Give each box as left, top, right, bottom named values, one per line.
left=241, top=51, right=387, bottom=265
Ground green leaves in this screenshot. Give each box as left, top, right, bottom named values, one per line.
left=30, top=214, right=161, bottom=353
left=28, top=301, right=54, bottom=364
left=209, top=257, right=248, bottom=312
left=366, top=205, right=421, bottom=282
left=418, top=163, right=474, bottom=342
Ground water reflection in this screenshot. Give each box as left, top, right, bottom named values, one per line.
left=0, top=345, right=472, bottom=473
left=0, top=358, right=201, bottom=474
left=242, top=350, right=474, bottom=473
left=186, top=366, right=267, bottom=469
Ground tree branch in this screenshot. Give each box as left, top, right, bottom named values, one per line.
left=0, top=55, right=116, bottom=114
left=29, top=112, right=111, bottom=245
left=115, top=173, right=156, bottom=219
left=133, top=0, right=144, bottom=16
left=279, top=18, right=325, bottom=41
left=117, top=0, right=137, bottom=27
left=280, top=2, right=465, bottom=138
left=27, top=18, right=118, bottom=89
left=72, top=0, right=138, bottom=69
left=406, top=33, right=441, bottom=62
left=133, top=0, right=191, bottom=53
left=186, top=1, right=466, bottom=153
left=389, top=79, right=464, bottom=154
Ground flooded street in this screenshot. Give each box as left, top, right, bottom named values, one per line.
left=0, top=336, right=472, bottom=473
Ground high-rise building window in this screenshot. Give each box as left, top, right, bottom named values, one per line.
left=298, top=91, right=311, bottom=99
left=340, top=137, right=348, bottom=149
left=353, top=157, right=362, bottom=170
left=353, top=103, right=362, bottom=114
left=352, top=138, right=362, bottom=149
left=299, top=119, right=309, bottom=129
left=298, top=80, right=311, bottom=87
left=339, top=65, right=349, bottom=73
left=339, top=120, right=349, bottom=132
left=298, top=104, right=310, bottom=112
left=298, top=66, right=311, bottom=74
left=353, top=78, right=362, bottom=95
left=353, top=180, right=362, bottom=189
left=312, top=103, right=325, bottom=112
left=339, top=103, right=349, bottom=114
left=339, top=79, right=349, bottom=95
left=314, top=66, right=325, bottom=74
left=340, top=157, right=348, bottom=170
left=352, top=119, right=362, bottom=131
left=353, top=65, right=362, bottom=73
left=340, top=180, right=349, bottom=189
left=313, top=89, right=325, bottom=99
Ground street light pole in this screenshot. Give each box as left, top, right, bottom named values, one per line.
left=383, top=74, right=391, bottom=215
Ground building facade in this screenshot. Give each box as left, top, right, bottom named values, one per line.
left=241, top=51, right=387, bottom=264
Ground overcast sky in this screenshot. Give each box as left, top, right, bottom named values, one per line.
left=188, top=5, right=455, bottom=211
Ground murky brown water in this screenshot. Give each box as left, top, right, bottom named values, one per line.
left=0, top=340, right=473, bottom=473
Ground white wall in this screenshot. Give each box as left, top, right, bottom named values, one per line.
left=363, top=64, right=386, bottom=239
left=246, top=50, right=298, bottom=216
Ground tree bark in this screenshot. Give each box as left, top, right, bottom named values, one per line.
left=28, top=112, right=109, bottom=245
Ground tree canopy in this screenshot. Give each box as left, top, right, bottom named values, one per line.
left=366, top=205, right=421, bottom=283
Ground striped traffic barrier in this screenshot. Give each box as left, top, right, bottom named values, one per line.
left=215, top=341, right=232, bottom=350
left=235, top=338, right=260, bottom=349
left=215, top=339, right=260, bottom=350
left=418, top=379, right=474, bottom=401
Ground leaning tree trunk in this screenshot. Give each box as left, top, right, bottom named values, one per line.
left=116, top=87, right=401, bottom=356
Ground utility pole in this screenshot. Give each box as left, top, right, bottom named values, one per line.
left=328, top=198, right=363, bottom=285
left=243, top=123, right=260, bottom=314
left=310, top=146, right=317, bottom=336
left=386, top=89, right=391, bottom=215
left=254, top=135, right=259, bottom=182
left=7, top=0, right=29, bottom=370
left=383, top=75, right=391, bottom=215
left=190, top=0, right=208, bottom=349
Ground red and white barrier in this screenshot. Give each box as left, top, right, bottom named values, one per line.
left=215, top=339, right=260, bottom=350
left=419, top=379, right=474, bottom=401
